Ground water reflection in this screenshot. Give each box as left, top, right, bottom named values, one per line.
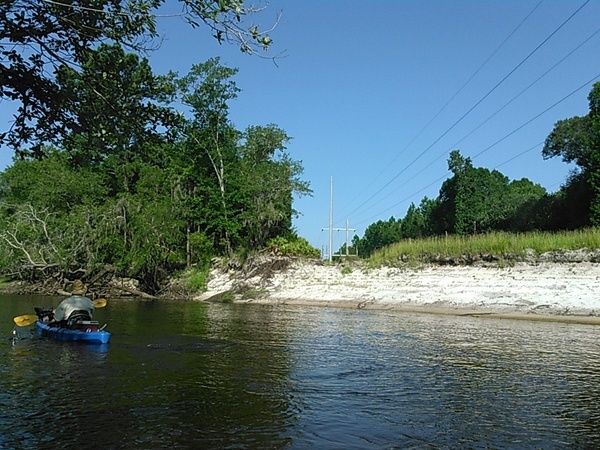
left=2, top=295, right=600, bottom=448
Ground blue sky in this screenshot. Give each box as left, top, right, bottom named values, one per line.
left=2, top=1, right=599, bottom=254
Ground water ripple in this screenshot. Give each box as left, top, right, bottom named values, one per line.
left=3, top=300, right=600, bottom=448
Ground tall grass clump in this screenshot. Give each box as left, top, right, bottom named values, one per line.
left=368, top=228, right=600, bottom=267
left=180, top=265, right=210, bottom=292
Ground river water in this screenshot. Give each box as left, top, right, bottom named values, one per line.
left=2, top=294, right=600, bottom=449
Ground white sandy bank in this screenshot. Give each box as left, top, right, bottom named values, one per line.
left=200, top=258, right=600, bottom=322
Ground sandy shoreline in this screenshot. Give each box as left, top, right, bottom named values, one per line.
left=200, top=259, right=600, bottom=324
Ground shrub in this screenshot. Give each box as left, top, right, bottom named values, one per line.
left=181, top=266, right=210, bottom=292
left=266, top=236, right=320, bottom=258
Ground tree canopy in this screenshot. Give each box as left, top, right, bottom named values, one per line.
left=352, top=83, right=600, bottom=258
left=543, top=82, right=600, bottom=225
left=1, top=0, right=277, bottom=154
left=356, top=150, right=549, bottom=257
left=0, top=51, right=311, bottom=293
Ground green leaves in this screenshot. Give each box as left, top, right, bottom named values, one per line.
left=57, top=44, right=177, bottom=174
left=0, top=56, right=309, bottom=292
left=266, top=236, right=320, bottom=259
left=356, top=150, right=550, bottom=256
left=1, top=0, right=277, bottom=152
left=543, top=82, right=600, bottom=225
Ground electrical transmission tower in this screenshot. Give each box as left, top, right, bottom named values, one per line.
left=321, top=177, right=357, bottom=261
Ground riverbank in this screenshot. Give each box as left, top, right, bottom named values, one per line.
left=198, top=256, right=600, bottom=324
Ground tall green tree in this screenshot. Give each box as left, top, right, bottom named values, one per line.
left=427, top=150, right=548, bottom=236
left=358, top=217, right=402, bottom=257
left=234, top=124, right=312, bottom=248
left=543, top=82, right=600, bottom=225
left=418, top=196, right=443, bottom=237
left=498, top=178, right=547, bottom=231
left=175, top=58, right=241, bottom=255
left=1, top=0, right=277, bottom=155
left=55, top=44, right=177, bottom=193
left=440, top=150, right=516, bottom=234
left=174, top=61, right=312, bottom=255
left=402, top=203, right=426, bottom=239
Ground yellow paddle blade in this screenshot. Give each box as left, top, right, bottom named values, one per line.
left=93, top=298, right=107, bottom=308
left=13, top=315, right=38, bottom=327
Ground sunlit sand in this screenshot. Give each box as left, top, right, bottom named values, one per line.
left=201, top=259, right=600, bottom=324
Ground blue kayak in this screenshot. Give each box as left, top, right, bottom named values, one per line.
left=36, top=320, right=111, bottom=344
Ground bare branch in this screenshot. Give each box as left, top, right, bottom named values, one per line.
left=1, top=229, right=41, bottom=266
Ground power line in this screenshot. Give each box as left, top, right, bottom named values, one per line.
left=335, top=0, right=545, bottom=222
left=471, top=73, right=598, bottom=161
left=337, top=0, right=590, bottom=227
left=355, top=72, right=600, bottom=227
left=355, top=24, right=600, bottom=216
left=493, top=141, right=544, bottom=171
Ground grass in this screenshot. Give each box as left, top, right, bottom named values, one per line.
left=180, top=265, right=210, bottom=292
left=340, top=266, right=353, bottom=276
left=368, top=228, right=600, bottom=267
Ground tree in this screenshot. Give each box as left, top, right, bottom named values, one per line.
left=0, top=153, right=109, bottom=279
left=0, top=53, right=312, bottom=292
left=498, top=178, right=547, bottom=231
left=1, top=0, right=278, bottom=154
left=358, top=217, right=402, bottom=257
left=234, top=124, right=312, bottom=248
left=55, top=44, right=178, bottom=193
left=437, top=150, right=546, bottom=235
left=102, top=171, right=186, bottom=292
left=418, top=196, right=443, bottom=237
left=543, top=82, right=600, bottom=225
left=402, top=203, right=426, bottom=239
left=174, top=62, right=312, bottom=254
left=0, top=148, right=106, bottom=213
left=175, top=58, right=241, bottom=254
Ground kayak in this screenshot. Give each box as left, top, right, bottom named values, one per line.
left=36, top=319, right=111, bottom=344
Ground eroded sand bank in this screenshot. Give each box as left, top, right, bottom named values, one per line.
left=199, top=258, right=600, bottom=324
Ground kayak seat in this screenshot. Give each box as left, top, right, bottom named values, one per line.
left=66, top=310, right=93, bottom=329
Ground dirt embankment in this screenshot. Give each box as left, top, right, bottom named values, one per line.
left=3, top=250, right=600, bottom=326
left=196, top=252, right=600, bottom=324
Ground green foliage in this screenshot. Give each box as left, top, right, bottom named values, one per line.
left=56, top=44, right=178, bottom=182
left=402, top=203, right=426, bottom=239
left=0, top=154, right=110, bottom=276
left=188, top=232, right=214, bottom=266
left=0, top=55, right=310, bottom=293
left=172, top=60, right=312, bottom=255
left=442, top=150, right=528, bottom=235
left=174, top=58, right=241, bottom=255
left=1, top=0, right=275, bottom=152
left=84, top=182, right=187, bottom=291
left=368, top=229, right=600, bottom=267
left=235, top=125, right=312, bottom=248
left=340, top=266, right=353, bottom=276
left=0, top=149, right=106, bottom=212
left=360, top=217, right=403, bottom=257
left=266, top=236, right=320, bottom=258
left=181, top=266, right=210, bottom=292
left=355, top=143, right=574, bottom=257
left=543, top=81, right=600, bottom=225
